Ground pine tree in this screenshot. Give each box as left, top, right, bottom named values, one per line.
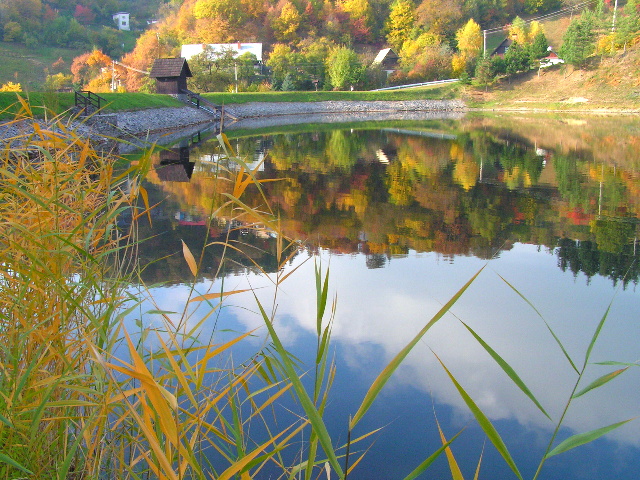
left=559, top=14, right=596, bottom=67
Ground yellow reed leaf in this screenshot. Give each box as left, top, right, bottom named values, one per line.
left=182, top=240, right=198, bottom=276
left=189, top=288, right=253, bottom=303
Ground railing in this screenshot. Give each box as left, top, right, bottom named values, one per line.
left=74, top=90, right=106, bottom=115
left=180, top=89, right=219, bottom=116
left=370, top=78, right=459, bottom=91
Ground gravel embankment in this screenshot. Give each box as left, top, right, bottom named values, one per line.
left=224, top=99, right=465, bottom=119
left=0, top=99, right=466, bottom=146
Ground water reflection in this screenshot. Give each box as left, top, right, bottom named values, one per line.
left=138, top=120, right=640, bottom=287
left=126, top=117, right=640, bottom=479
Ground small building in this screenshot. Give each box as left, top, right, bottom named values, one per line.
left=372, top=48, right=399, bottom=73
left=540, top=51, right=564, bottom=68
left=149, top=58, right=192, bottom=94
left=180, top=43, right=263, bottom=62
left=491, top=38, right=513, bottom=56
left=112, top=12, right=130, bottom=31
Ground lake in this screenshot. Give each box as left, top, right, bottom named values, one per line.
left=124, top=113, right=640, bottom=479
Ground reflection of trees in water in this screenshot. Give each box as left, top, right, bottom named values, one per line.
left=140, top=126, right=640, bottom=284
left=556, top=234, right=640, bottom=288
left=134, top=215, right=298, bottom=285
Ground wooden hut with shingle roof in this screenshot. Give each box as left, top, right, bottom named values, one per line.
left=149, top=58, right=192, bottom=94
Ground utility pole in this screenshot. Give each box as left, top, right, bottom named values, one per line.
left=234, top=63, right=238, bottom=93
left=612, top=0, right=619, bottom=31
left=483, top=29, right=487, bottom=57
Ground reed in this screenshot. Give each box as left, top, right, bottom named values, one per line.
left=0, top=98, right=633, bottom=480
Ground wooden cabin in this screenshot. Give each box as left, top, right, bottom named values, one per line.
left=149, top=58, right=192, bottom=94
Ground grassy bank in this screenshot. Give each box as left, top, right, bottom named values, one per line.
left=0, top=92, right=184, bottom=119
left=466, top=43, right=640, bottom=113
left=0, top=83, right=460, bottom=121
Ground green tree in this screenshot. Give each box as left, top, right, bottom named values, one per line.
left=559, top=14, right=596, bottom=67
left=528, top=31, right=549, bottom=59
left=474, top=56, right=494, bottom=88
left=504, top=41, right=531, bottom=75
left=326, top=46, right=364, bottom=90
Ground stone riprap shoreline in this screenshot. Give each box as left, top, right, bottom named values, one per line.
left=0, top=99, right=466, bottom=147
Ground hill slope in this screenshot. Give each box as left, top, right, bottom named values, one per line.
left=468, top=42, right=640, bottom=112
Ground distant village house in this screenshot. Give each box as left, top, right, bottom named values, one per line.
left=180, top=43, right=263, bottom=63
left=112, top=12, right=130, bottom=31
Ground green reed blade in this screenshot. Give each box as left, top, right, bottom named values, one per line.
left=595, top=361, right=640, bottom=367
left=0, top=413, right=13, bottom=427
left=402, top=430, right=463, bottom=480
left=254, top=294, right=345, bottom=479
left=0, top=453, right=33, bottom=475
left=584, top=301, right=613, bottom=368
left=434, top=352, right=523, bottom=480
left=460, top=321, right=551, bottom=421
left=497, top=274, right=579, bottom=374
left=545, top=419, right=635, bottom=458
left=572, top=367, right=629, bottom=398
left=349, top=266, right=485, bottom=430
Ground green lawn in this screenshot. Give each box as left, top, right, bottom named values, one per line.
left=0, top=42, right=86, bottom=92
left=0, top=92, right=184, bottom=119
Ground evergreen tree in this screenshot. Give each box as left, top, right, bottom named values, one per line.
left=504, top=42, right=530, bottom=75
left=559, top=14, right=596, bottom=67
left=528, top=31, right=549, bottom=59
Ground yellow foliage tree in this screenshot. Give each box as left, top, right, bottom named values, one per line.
left=0, top=82, right=22, bottom=92
left=455, top=18, right=482, bottom=60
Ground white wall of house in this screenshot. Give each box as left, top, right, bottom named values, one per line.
left=181, top=43, right=263, bottom=62
left=112, top=12, right=130, bottom=31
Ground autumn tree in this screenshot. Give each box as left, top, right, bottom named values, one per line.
left=74, top=5, right=96, bottom=24
left=454, top=18, right=481, bottom=74
left=415, top=0, right=463, bottom=35
left=456, top=19, right=482, bottom=59
left=386, top=0, right=416, bottom=50
left=71, top=49, right=112, bottom=89
left=0, top=82, right=22, bottom=92
left=194, top=0, right=246, bottom=31
left=326, top=47, right=364, bottom=90
left=271, top=0, right=302, bottom=42
left=337, top=0, right=374, bottom=41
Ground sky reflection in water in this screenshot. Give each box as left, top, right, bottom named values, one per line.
left=128, top=117, right=640, bottom=479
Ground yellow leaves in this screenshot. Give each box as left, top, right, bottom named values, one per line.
left=456, top=18, right=482, bottom=60
left=0, top=81, right=22, bottom=92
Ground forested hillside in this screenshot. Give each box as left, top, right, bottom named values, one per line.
left=0, top=0, right=638, bottom=95
left=0, top=0, right=166, bottom=56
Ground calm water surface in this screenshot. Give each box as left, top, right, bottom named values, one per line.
left=126, top=115, right=640, bottom=479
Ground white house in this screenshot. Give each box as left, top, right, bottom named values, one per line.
left=180, top=43, right=263, bottom=62
left=540, top=51, right=564, bottom=68
left=112, top=12, right=130, bottom=31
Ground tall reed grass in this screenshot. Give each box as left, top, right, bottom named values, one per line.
left=0, top=98, right=633, bottom=480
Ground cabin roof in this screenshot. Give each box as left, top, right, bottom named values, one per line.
left=372, top=48, right=399, bottom=64
left=149, top=58, right=192, bottom=78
